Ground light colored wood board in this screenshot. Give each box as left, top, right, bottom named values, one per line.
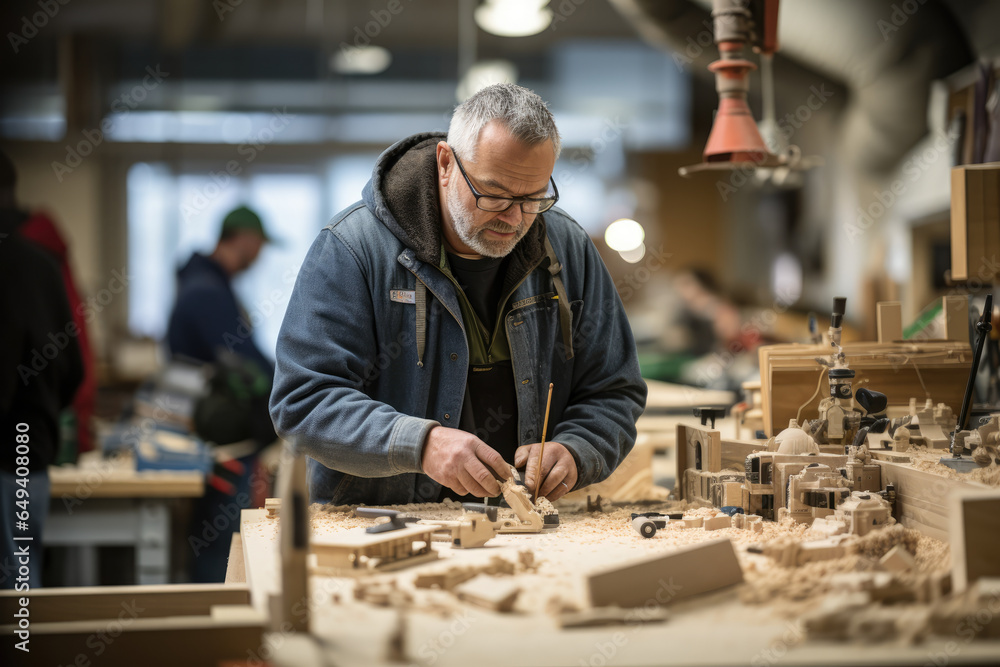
left=877, top=461, right=987, bottom=542
left=0, top=616, right=263, bottom=667
left=226, top=531, right=247, bottom=584
left=241, top=508, right=280, bottom=613
left=587, top=538, right=743, bottom=608
left=674, top=424, right=723, bottom=499
left=949, top=487, right=1000, bottom=593
left=759, top=341, right=970, bottom=437
left=951, top=166, right=970, bottom=280
left=0, top=583, right=249, bottom=624
left=720, top=439, right=767, bottom=471
left=47, top=467, right=204, bottom=498
left=643, top=379, right=735, bottom=411
left=565, top=433, right=665, bottom=502
left=943, top=295, right=970, bottom=344
left=876, top=301, right=903, bottom=344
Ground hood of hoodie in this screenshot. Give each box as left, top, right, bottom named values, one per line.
left=361, top=132, right=548, bottom=282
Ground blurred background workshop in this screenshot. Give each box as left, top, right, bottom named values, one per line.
left=2, top=0, right=1000, bottom=666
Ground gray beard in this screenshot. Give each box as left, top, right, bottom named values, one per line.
left=446, top=184, right=527, bottom=258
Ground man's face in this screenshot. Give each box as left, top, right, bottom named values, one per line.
left=438, top=120, right=556, bottom=258
left=233, top=232, right=264, bottom=272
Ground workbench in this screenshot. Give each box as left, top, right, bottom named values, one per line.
left=45, top=454, right=203, bottom=585
left=232, top=486, right=1000, bottom=667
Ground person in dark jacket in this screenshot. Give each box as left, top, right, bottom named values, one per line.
left=167, top=206, right=273, bottom=373
left=270, top=84, right=647, bottom=506
left=0, top=150, right=84, bottom=589
left=167, top=205, right=274, bottom=582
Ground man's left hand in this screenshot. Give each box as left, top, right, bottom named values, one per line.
left=514, top=441, right=578, bottom=501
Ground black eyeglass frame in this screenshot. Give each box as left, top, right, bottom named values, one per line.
left=450, top=148, right=559, bottom=214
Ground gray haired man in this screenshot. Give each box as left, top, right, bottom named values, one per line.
left=270, top=83, right=647, bottom=506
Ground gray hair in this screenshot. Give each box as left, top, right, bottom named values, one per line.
left=447, top=83, right=561, bottom=162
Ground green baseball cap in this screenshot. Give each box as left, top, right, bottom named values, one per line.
left=221, top=205, right=271, bottom=242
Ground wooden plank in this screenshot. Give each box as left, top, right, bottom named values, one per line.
left=951, top=165, right=970, bottom=280
left=240, top=508, right=279, bottom=614
left=48, top=467, right=204, bottom=498
left=0, top=583, right=249, bottom=624
left=720, top=439, right=766, bottom=471
left=674, top=424, right=723, bottom=500
left=226, top=532, right=247, bottom=584
left=876, top=301, right=903, bottom=343
left=877, top=460, right=987, bottom=542
left=587, top=538, right=743, bottom=608
left=759, top=341, right=970, bottom=437
left=949, top=488, right=1000, bottom=593
left=943, top=295, right=969, bottom=343
left=0, top=615, right=262, bottom=667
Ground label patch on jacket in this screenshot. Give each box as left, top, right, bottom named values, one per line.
left=390, top=290, right=416, bottom=304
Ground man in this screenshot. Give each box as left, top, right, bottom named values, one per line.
left=0, top=150, right=84, bottom=588
left=270, top=84, right=646, bottom=505
left=167, top=205, right=273, bottom=373
left=167, top=205, right=274, bottom=582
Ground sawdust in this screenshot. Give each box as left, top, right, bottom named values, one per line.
left=848, top=524, right=920, bottom=561
left=905, top=447, right=1000, bottom=486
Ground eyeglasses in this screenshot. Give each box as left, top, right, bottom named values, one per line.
left=450, top=148, right=559, bottom=214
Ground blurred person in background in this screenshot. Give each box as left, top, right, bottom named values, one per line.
left=0, top=150, right=84, bottom=588
left=167, top=205, right=276, bottom=582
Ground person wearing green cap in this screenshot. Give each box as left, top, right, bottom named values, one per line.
left=167, top=205, right=272, bottom=370
left=167, top=205, right=275, bottom=582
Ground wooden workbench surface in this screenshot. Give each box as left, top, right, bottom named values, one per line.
left=48, top=452, right=204, bottom=498
left=238, top=502, right=1000, bottom=667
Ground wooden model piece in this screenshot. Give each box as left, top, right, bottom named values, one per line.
left=421, top=505, right=498, bottom=548
left=454, top=574, right=521, bottom=612
left=311, top=524, right=439, bottom=574
left=275, top=449, right=310, bottom=633
left=493, top=465, right=557, bottom=533
left=876, top=301, right=903, bottom=343
left=949, top=487, right=1000, bottom=593
left=586, top=538, right=743, bottom=608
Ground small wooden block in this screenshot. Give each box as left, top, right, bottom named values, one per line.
left=879, top=544, right=916, bottom=573
left=455, top=575, right=520, bottom=612
left=264, top=498, right=281, bottom=518
left=703, top=515, right=731, bottom=531
left=943, top=295, right=969, bottom=343
left=949, top=487, right=1000, bottom=593
left=557, top=606, right=669, bottom=628
left=876, top=301, right=903, bottom=344
left=587, top=538, right=743, bottom=609
left=682, top=517, right=704, bottom=529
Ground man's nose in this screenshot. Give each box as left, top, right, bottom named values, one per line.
left=497, top=203, right=523, bottom=226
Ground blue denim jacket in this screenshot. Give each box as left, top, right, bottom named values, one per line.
left=269, top=133, right=647, bottom=504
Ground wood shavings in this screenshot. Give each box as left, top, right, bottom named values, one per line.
left=848, top=524, right=920, bottom=561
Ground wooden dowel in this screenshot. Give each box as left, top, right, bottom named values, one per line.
left=533, top=382, right=554, bottom=501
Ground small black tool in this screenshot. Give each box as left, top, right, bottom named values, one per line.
left=694, top=406, right=726, bottom=429
left=355, top=507, right=420, bottom=534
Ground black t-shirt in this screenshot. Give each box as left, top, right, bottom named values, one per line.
left=441, top=253, right=520, bottom=502
left=447, top=252, right=506, bottom=332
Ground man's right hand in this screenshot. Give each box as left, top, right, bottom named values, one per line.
left=421, top=426, right=512, bottom=497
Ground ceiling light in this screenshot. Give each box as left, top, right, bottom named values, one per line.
left=619, top=244, right=646, bottom=264
left=330, top=45, right=392, bottom=75
left=457, top=60, right=518, bottom=102
left=604, top=218, right=645, bottom=253
left=475, top=0, right=551, bottom=37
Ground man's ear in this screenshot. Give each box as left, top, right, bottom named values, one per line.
left=436, top=141, right=452, bottom=186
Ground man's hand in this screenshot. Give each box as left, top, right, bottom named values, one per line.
left=514, top=441, right=578, bottom=501
left=421, top=426, right=512, bottom=497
